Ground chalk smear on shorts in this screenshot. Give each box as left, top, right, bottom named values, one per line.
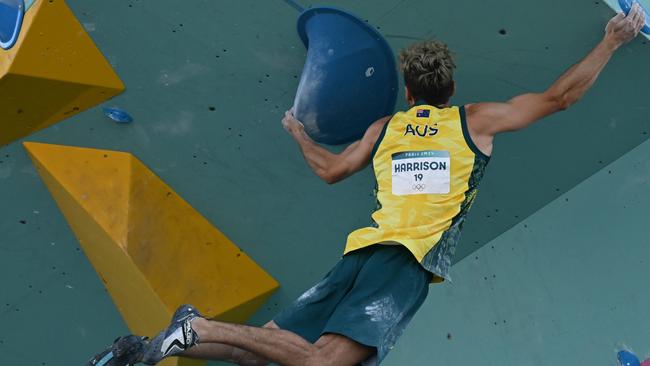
left=294, top=281, right=326, bottom=307
left=365, top=296, right=399, bottom=323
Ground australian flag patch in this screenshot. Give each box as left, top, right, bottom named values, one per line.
left=416, top=109, right=430, bottom=118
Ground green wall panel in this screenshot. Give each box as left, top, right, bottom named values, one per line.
left=0, top=0, right=648, bottom=365
left=387, top=135, right=650, bottom=365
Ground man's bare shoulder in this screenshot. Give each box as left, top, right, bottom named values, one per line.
left=462, top=103, right=488, bottom=129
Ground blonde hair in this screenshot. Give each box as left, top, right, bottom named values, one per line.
left=399, top=40, right=456, bottom=105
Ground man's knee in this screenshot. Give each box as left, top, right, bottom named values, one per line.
left=232, top=348, right=270, bottom=366
left=304, top=339, right=373, bottom=366
left=304, top=352, right=329, bottom=366
left=304, top=351, right=357, bottom=366
left=234, top=321, right=278, bottom=366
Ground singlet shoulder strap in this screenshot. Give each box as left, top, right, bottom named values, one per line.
left=459, top=106, right=490, bottom=160
left=371, top=117, right=392, bottom=160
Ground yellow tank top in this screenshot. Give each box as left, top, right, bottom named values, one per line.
left=345, top=103, right=490, bottom=281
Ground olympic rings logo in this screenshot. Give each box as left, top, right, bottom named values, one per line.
left=413, top=184, right=426, bottom=191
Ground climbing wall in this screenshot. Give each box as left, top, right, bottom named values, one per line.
left=387, top=137, right=650, bottom=365
left=23, top=142, right=278, bottom=327
left=0, top=0, right=124, bottom=146
left=0, top=0, right=648, bottom=365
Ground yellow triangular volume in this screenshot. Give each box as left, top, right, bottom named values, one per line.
left=24, top=143, right=279, bottom=361
left=9, top=0, right=123, bottom=88
left=0, top=0, right=125, bottom=147
left=24, top=142, right=133, bottom=246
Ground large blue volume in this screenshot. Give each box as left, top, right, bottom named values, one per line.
left=294, top=7, right=398, bottom=145
left=0, top=0, right=24, bottom=50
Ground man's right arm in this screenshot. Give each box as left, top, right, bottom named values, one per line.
left=282, top=111, right=390, bottom=184
left=466, top=4, right=646, bottom=152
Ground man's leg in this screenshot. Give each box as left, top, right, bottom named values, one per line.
left=179, top=322, right=277, bottom=366
left=180, top=340, right=269, bottom=365
left=191, top=318, right=373, bottom=366
left=101, top=251, right=373, bottom=365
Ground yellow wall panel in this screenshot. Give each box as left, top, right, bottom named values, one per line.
left=24, top=142, right=279, bottom=366
left=0, top=0, right=124, bottom=146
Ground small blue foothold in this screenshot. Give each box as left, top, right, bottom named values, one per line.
left=103, top=107, right=133, bottom=123
left=618, top=350, right=641, bottom=366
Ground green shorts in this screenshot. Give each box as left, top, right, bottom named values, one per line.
left=273, top=244, right=432, bottom=365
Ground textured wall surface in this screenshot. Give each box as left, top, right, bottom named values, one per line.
left=0, top=0, right=648, bottom=365
left=387, top=139, right=650, bottom=365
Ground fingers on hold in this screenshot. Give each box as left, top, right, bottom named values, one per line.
left=613, top=12, right=625, bottom=22
left=628, top=7, right=639, bottom=22
left=633, top=5, right=644, bottom=20
left=635, top=11, right=646, bottom=30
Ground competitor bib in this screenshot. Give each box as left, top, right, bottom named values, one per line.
left=392, top=151, right=451, bottom=195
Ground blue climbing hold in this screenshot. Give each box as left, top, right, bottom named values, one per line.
left=618, top=0, right=650, bottom=34
left=618, top=350, right=641, bottom=366
left=0, top=0, right=25, bottom=50
left=103, top=107, right=133, bottom=124
left=293, top=7, right=398, bottom=145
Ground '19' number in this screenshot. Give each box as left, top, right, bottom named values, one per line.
left=414, top=173, right=424, bottom=181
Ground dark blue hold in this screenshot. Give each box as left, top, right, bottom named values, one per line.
left=618, top=350, right=641, bottom=366
left=0, top=0, right=25, bottom=50
left=618, top=0, right=650, bottom=34
left=293, top=7, right=398, bottom=145
left=103, top=107, right=133, bottom=124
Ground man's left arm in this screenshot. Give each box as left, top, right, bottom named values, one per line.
left=282, top=111, right=390, bottom=184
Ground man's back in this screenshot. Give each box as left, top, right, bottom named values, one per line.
left=346, top=103, right=489, bottom=281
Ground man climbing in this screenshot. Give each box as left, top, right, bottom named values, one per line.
left=88, top=5, right=646, bottom=366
